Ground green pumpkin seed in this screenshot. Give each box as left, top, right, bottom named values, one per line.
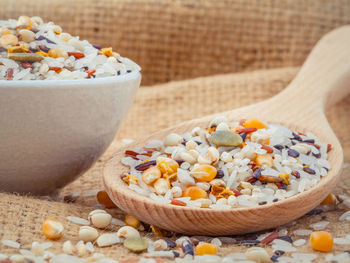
left=123, top=237, right=149, bottom=253
left=8, top=53, right=44, bottom=62
left=209, top=130, right=243, bottom=147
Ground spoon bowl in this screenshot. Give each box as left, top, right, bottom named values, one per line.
left=104, top=26, right=350, bottom=235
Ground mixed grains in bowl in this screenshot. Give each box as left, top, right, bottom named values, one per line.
left=121, top=116, right=332, bottom=209
left=0, top=16, right=141, bottom=195
left=0, top=16, right=140, bottom=80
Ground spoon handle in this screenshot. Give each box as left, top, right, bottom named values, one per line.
left=271, top=26, right=350, bottom=116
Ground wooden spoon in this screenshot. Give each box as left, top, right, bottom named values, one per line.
left=104, top=26, right=350, bottom=235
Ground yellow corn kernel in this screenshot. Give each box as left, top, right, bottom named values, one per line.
left=195, top=242, right=218, bottom=255
left=320, top=193, right=336, bottom=205
left=142, top=166, right=161, bottom=185
left=7, top=44, right=28, bottom=53
left=151, top=225, right=171, bottom=237
left=36, top=51, right=49, bottom=57
left=42, top=218, right=64, bottom=240
left=48, top=47, right=68, bottom=58
left=0, top=34, right=18, bottom=48
left=154, top=178, right=170, bottom=195
left=190, top=164, right=217, bottom=182
left=199, top=199, right=212, bottom=208
left=279, top=173, right=290, bottom=185
left=96, top=190, right=117, bottom=208
left=206, top=127, right=216, bottom=134
left=210, top=184, right=225, bottom=197
left=0, top=28, right=11, bottom=36
left=122, top=173, right=138, bottom=184
left=183, top=186, right=207, bottom=200
left=164, top=172, right=177, bottom=185
left=255, top=154, right=273, bottom=167
left=101, top=47, right=114, bottom=57
left=156, top=157, right=179, bottom=175
left=310, top=231, right=333, bottom=252
left=125, top=215, right=141, bottom=229
left=217, top=188, right=235, bottom=199
left=17, top=16, right=33, bottom=29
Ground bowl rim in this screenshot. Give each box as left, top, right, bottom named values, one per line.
left=0, top=70, right=141, bottom=88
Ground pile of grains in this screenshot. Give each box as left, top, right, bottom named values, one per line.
left=1, top=191, right=350, bottom=262
left=0, top=16, right=140, bottom=80
left=120, top=116, right=332, bottom=209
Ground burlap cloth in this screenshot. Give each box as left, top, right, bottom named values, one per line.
left=1, top=0, right=350, bottom=86
left=0, top=0, right=350, bottom=261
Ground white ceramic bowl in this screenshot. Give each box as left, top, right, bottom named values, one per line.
left=0, top=71, right=141, bottom=195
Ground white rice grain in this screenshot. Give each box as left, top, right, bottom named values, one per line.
left=66, top=216, right=89, bottom=225
left=1, top=239, right=20, bottom=249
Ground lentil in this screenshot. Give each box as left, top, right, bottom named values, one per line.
left=209, top=130, right=243, bottom=146
left=123, top=238, right=149, bottom=253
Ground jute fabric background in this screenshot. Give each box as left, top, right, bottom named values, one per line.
left=0, top=0, right=349, bottom=261
left=0, top=67, right=349, bottom=260
left=0, top=0, right=350, bottom=85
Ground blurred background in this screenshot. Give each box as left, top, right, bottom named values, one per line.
left=1, top=0, right=349, bottom=86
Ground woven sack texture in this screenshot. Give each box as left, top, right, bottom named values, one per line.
left=0, top=67, right=349, bottom=260
left=0, top=0, right=350, bottom=85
